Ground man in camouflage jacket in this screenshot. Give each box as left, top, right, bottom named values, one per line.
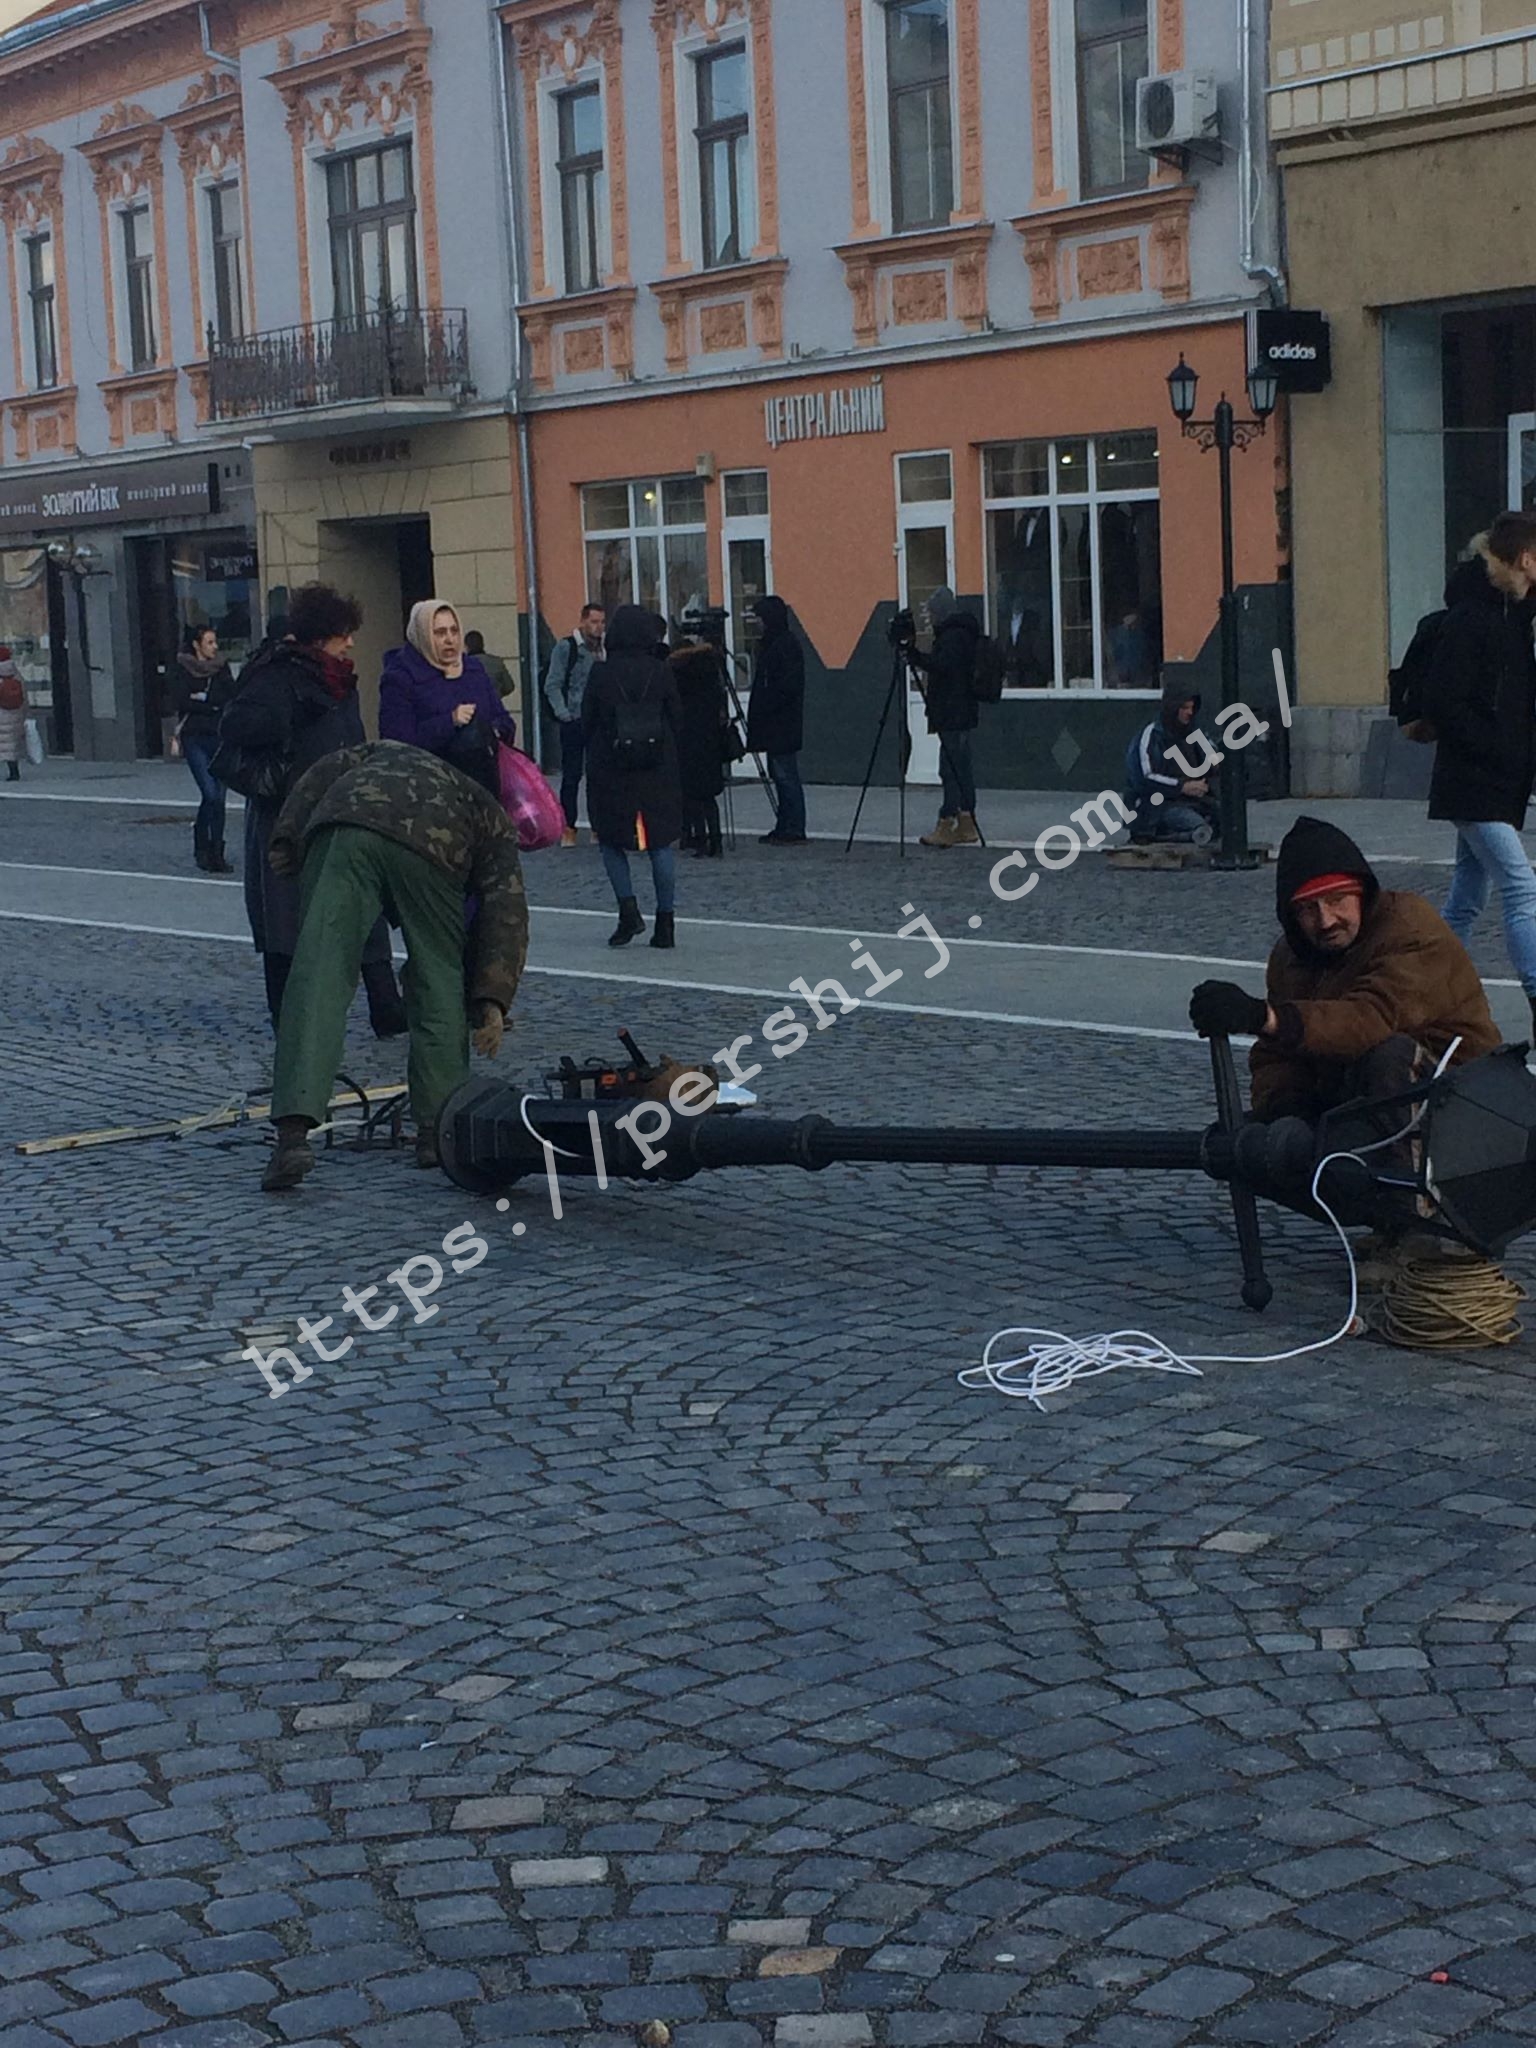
left=262, top=739, right=529, bottom=1189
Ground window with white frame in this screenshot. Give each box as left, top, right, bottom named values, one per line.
left=582, top=477, right=710, bottom=624
left=24, top=231, right=57, bottom=389
left=121, top=203, right=157, bottom=369
left=721, top=469, right=770, bottom=664
left=555, top=81, right=605, bottom=293
left=984, top=432, right=1161, bottom=692
left=1076, top=0, right=1149, bottom=197
left=207, top=180, right=245, bottom=344
left=885, top=0, right=953, bottom=232
left=694, top=40, right=751, bottom=268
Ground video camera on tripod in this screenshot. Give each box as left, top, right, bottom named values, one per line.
left=887, top=606, right=918, bottom=652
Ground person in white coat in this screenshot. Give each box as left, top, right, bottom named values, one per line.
left=0, top=647, right=30, bottom=781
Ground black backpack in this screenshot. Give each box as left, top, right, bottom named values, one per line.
left=1388, top=607, right=1448, bottom=741
left=971, top=634, right=1006, bottom=704
left=611, top=679, right=666, bottom=773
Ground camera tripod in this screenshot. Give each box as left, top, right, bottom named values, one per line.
left=719, top=645, right=777, bottom=851
left=845, top=634, right=987, bottom=856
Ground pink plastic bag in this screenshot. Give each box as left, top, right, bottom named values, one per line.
left=497, top=743, right=566, bottom=852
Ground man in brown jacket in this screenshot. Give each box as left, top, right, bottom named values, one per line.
left=1189, top=816, right=1499, bottom=1123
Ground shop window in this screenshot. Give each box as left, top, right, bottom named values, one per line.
left=885, top=0, right=953, bottom=232
left=207, top=181, right=245, bottom=344
left=122, top=204, right=157, bottom=369
left=25, top=232, right=57, bottom=390
left=328, top=142, right=418, bottom=321
left=1076, top=0, right=1149, bottom=198
left=582, top=476, right=709, bottom=625
left=722, top=468, right=770, bottom=664
left=556, top=82, right=605, bottom=294
left=983, top=431, right=1161, bottom=691
left=695, top=41, right=751, bottom=268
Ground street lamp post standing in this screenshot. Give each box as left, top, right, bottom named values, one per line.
left=1166, top=355, right=1279, bottom=870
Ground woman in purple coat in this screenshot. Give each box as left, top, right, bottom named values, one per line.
left=379, top=600, right=516, bottom=795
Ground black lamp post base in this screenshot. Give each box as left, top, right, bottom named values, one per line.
left=1210, top=845, right=1270, bottom=872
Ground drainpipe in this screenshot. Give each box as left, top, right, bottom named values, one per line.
left=198, top=2, right=237, bottom=71
left=493, top=6, right=544, bottom=762
left=1239, top=0, right=1286, bottom=302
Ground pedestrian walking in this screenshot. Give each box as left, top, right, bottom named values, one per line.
left=583, top=604, right=683, bottom=949
left=746, top=595, right=806, bottom=845
left=544, top=603, right=605, bottom=847
left=216, top=582, right=407, bottom=1035
left=463, top=628, right=515, bottom=701
left=0, top=647, right=29, bottom=783
left=910, top=587, right=981, bottom=849
left=260, top=740, right=528, bottom=1190
left=174, top=625, right=237, bottom=872
left=672, top=620, right=729, bottom=858
left=1424, top=513, right=1536, bottom=1036
left=379, top=600, right=515, bottom=798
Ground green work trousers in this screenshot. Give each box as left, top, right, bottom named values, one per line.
left=272, top=825, right=468, bottom=1131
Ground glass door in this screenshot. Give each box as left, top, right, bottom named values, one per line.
left=896, top=452, right=953, bottom=786
left=1509, top=412, right=1536, bottom=512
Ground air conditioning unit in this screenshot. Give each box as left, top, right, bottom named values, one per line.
left=1136, top=70, right=1221, bottom=157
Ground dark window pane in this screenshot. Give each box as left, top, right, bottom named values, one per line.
left=1077, top=0, right=1144, bottom=32
left=699, top=44, right=748, bottom=122
left=559, top=83, right=603, bottom=161
left=1077, top=0, right=1148, bottom=195
left=887, top=0, right=949, bottom=86
left=328, top=144, right=418, bottom=318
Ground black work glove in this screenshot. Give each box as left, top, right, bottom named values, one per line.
left=1189, top=980, right=1268, bottom=1040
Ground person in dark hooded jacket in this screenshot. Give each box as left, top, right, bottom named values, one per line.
left=583, top=605, right=684, bottom=948
left=909, top=587, right=981, bottom=849
left=1425, top=512, right=1536, bottom=1033
left=1188, top=816, right=1498, bottom=1124
left=746, top=594, right=807, bottom=845
left=1125, top=682, right=1216, bottom=842
left=671, top=623, right=729, bottom=858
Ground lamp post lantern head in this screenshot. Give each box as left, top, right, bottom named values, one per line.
left=1167, top=353, right=1199, bottom=425
left=1246, top=362, right=1280, bottom=423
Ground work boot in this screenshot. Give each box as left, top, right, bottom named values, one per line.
left=415, top=1126, right=440, bottom=1171
left=608, top=897, right=645, bottom=947
left=261, top=1115, right=316, bottom=1192
left=650, top=911, right=676, bottom=950
left=206, top=839, right=234, bottom=875
left=921, top=816, right=961, bottom=849
left=954, top=812, right=981, bottom=846
left=560, top=825, right=578, bottom=848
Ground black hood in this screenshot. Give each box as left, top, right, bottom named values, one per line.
left=606, top=604, right=664, bottom=656
left=1275, top=815, right=1379, bottom=956
left=752, top=594, right=790, bottom=640
left=1160, top=678, right=1200, bottom=732
left=936, top=609, right=982, bottom=643
left=1445, top=555, right=1497, bottom=610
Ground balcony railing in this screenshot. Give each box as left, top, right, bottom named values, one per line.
left=208, top=305, right=471, bottom=421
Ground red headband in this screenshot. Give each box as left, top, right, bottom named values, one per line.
left=1291, top=872, right=1364, bottom=906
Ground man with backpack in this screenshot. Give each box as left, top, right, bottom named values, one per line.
left=1419, top=513, right=1536, bottom=1035
left=544, top=602, right=605, bottom=847
left=910, top=587, right=1000, bottom=849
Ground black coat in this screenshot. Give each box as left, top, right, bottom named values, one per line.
left=915, top=611, right=981, bottom=733
left=174, top=658, right=236, bottom=744
left=1426, top=553, right=1536, bottom=828
left=219, top=642, right=373, bottom=959
left=746, top=600, right=804, bottom=756
left=582, top=608, right=684, bottom=852
left=672, top=646, right=728, bottom=803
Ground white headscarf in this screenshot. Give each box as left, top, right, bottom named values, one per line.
left=406, top=600, right=464, bottom=676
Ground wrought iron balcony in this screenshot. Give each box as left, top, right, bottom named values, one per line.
left=208, top=305, right=471, bottom=421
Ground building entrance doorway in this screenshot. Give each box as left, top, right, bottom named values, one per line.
left=317, top=515, right=434, bottom=732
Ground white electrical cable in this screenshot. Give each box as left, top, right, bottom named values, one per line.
left=518, top=1093, right=588, bottom=1161
left=963, top=1042, right=1462, bottom=1412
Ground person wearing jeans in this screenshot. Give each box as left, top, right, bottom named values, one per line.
left=544, top=604, right=605, bottom=845
left=937, top=727, right=976, bottom=828
left=767, top=751, right=806, bottom=841
left=175, top=625, right=236, bottom=871
left=1424, top=511, right=1536, bottom=1032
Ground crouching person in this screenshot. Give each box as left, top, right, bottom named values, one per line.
left=261, top=739, right=529, bottom=1192
left=1188, top=816, right=1499, bottom=1130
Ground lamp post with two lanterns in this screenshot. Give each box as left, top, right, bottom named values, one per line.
left=1165, top=354, right=1280, bottom=870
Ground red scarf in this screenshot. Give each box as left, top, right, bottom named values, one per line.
left=315, top=651, right=355, bottom=702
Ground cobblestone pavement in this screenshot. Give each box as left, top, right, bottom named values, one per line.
left=5, top=807, right=1536, bottom=2048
